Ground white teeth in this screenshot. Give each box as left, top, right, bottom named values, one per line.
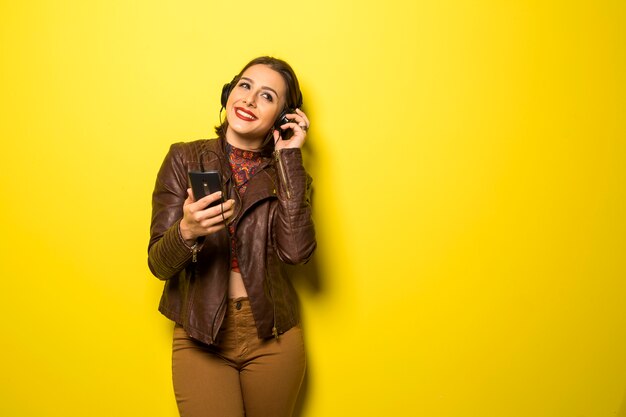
left=236, top=109, right=256, bottom=120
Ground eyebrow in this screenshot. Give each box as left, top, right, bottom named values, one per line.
left=240, top=77, right=279, bottom=97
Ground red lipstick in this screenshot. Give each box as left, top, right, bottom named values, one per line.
left=234, top=107, right=257, bottom=121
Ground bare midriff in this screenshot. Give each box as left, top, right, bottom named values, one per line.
left=229, top=270, right=249, bottom=298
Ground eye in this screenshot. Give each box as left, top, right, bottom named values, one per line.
left=261, top=92, right=274, bottom=102
left=238, top=82, right=250, bottom=89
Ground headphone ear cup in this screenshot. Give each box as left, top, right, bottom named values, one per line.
left=274, top=109, right=290, bottom=130
left=221, top=82, right=232, bottom=108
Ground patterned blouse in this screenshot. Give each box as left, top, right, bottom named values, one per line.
left=226, top=143, right=264, bottom=272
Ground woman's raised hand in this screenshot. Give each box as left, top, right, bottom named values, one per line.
left=273, top=108, right=311, bottom=150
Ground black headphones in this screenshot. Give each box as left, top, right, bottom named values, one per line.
left=220, top=76, right=303, bottom=132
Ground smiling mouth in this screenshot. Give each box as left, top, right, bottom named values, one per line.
left=235, top=107, right=257, bottom=121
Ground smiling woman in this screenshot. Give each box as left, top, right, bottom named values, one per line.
left=147, top=56, right=316, bottom=417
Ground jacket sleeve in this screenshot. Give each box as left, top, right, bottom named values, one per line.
left=272, top=148, right=317, bottom=265
left=147, top=143, right=194, bottom=280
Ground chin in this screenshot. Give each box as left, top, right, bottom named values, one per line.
left=230, top=123, right=268, bottom=137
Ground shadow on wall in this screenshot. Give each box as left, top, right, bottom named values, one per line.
left=618, top=389, right=626, bottom=417
left=288, top=253, right=321, bottom=417
left=285, top=128, right=332, bottom=417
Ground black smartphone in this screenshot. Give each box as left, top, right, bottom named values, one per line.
left=188, top=171, right=223, bottom=209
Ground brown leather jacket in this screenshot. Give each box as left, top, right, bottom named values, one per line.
left=148, top=138, right=316, bottom=345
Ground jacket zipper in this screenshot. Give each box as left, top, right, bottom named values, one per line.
left=265, top=269, right=280, bottom=339
left=191, top=242, right=199, bottom=263
left=210, top=290, right=228, bottom=343
left=274, top=150, right=291, bottom=200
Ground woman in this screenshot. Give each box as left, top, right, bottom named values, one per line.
left=148, top=56, right=316, bottom=417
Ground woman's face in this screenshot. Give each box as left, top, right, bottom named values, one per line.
left=225, top=64, right=287, bottom=147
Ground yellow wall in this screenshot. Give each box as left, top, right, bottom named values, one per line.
left=1, top=1, right=625, bottom=416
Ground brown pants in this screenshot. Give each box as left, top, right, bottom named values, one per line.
left=172, top=298, right=306, bottom=417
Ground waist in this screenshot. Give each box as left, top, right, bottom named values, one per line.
left=229, top=269, right=249, bottom=298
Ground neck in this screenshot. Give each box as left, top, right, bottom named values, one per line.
left=225, top=128, right=266, bottom=151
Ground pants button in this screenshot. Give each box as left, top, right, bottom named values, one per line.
left=236, top=301, right=242, bottom=310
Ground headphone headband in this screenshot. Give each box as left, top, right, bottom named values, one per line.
left=220, top=75, right=239, bottom=108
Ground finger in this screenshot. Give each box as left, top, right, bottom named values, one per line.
left=285, top=113, right=306, bottom=126
left=295, top=108, right=310, bottom=127
left=198, top=198, right=235, bottom=220
left=200, top=206, right=235, bottom=229
left=281, top=122, right=307, bottom=137
left=185, top=188, right=195, bottom=203
left=183, top=189, right=196, bottom=216
left=209, top=198, right=235, bottom=217
left=195, top=190, right=223, bottom=211
left=286, top=113, right=309, bottom=133
left=220, top=207, right=236, bottom=222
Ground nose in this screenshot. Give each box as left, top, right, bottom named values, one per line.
left=242, top=92, right=256, bottom=107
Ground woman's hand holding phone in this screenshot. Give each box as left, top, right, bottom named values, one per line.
left=179, top=188, right=236, bottom=244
